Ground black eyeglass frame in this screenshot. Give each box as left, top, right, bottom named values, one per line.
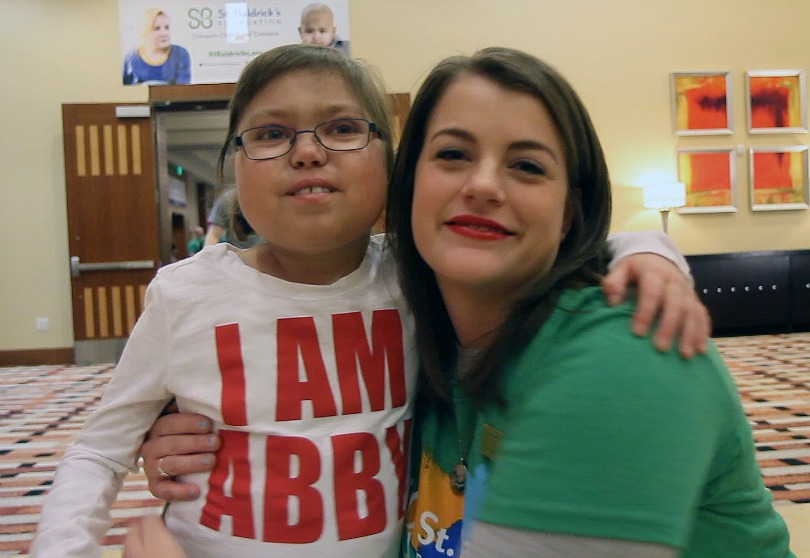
left=234, top=118, right=379, bottom=161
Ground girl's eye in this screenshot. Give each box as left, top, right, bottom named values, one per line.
left=321, top=119, right=364, bottom=136
left=512, top=160, right=545, bottom=176
left=253, top=127, right=289, bottom=142
left=436, top=148, right=466, bottom=161
left=335, top=123, right=361, bottom=135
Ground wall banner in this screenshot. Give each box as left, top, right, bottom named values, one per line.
left=118, top=1, right=351, bottom=86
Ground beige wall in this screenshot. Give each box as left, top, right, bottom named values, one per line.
left=3, top=0, right=810, bottom=352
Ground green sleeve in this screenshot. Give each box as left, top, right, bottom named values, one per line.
left=473, top=289, right=737, bottom=548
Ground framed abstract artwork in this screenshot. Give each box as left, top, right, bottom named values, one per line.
left=749, top=146, right=809, bottom=211
left=745, top=70, right=807, bottom=133
left=676, top=148, right=737, bottom=213
left=670, top=72, right=732, bottom=135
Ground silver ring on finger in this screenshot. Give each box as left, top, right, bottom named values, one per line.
left=156, top=457, right=171, bottom=478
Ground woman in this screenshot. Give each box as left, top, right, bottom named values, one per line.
left=123, top=8, right=191, bottom=85
left=391, top=48, right=793, bottom=557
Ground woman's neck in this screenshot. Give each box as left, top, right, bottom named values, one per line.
left=240, top=236, right=369, bottom=286
left=141, top=44, right=169, bottom=63
left=438, top=283, right=512, bottom=349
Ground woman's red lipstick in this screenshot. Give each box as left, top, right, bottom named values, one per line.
left=445, top=215, right=515, bottom=240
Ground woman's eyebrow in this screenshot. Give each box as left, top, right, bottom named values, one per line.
left=508, top=140, right=559, bottom=163
left=428, top=127, right=474, bottom=143
left=429, top=128, right=560, bottom=163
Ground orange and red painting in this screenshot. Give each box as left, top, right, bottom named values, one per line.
left=677, top=149, right=736, bottom=212
left=746, top=71, right=806, bottom=133
left=749, top=147, right=809, bottom=210
left=672, top=72, right=731, bottom=135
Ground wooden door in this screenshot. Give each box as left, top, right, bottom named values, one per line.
left=62, top=103, right=159, bottom=354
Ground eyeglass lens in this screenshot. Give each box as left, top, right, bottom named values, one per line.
left=239, top=118, right=373, bottom=160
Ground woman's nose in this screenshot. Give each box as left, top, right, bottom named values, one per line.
left=461, top=163, right=505, bottom=203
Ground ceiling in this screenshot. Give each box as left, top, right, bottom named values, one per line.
left=162, top=109, right=229, bottom=187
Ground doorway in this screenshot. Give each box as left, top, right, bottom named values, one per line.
left=154, top=103, right=230, bottom=267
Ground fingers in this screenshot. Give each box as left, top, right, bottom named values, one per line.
left=677, top=296, right=712, bottom=358
left=601, top=261, right=629, bottom=306
left=143, top=455, right=212, bottom=501
left=148, top=476, right=204, bottom=502
left=148, top=412, right=214, bottom=439
left=607, top=253, right=712, bottom=359
left=643, top=277, right=712, bottom=358
left=144, top=430, right=218, bottom=463
left=646, top=280, right=685, bottom=352
left=140, top=413, right=219, bottom=502
left=147, top=446, right=218, bottom=479
left=628, top=271, right=664, bottom=339
left=636, top=279, right=712, bottom=358
left=123, top=516, right=187, bottom=558
left=141, top=434, right=218, bottom=501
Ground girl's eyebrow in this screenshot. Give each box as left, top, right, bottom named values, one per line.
left=429, top=127, right=560, bottom=163
left=250, top=103, right=365, bottom=120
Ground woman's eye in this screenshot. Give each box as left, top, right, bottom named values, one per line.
left=512, top=160, right=545, bottom=175
left=436, top=148, right=466, bottom=161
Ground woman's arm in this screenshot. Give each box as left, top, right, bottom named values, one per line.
left=464, top=522, right=677, bottom=558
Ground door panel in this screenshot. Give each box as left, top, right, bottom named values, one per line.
left=62, top=103, right=159, bottom=346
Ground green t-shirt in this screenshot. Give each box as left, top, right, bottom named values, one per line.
left=463, top=287, right=794, bottom=557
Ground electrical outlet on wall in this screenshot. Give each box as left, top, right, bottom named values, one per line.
left=36, top=317, right=50, bottom=331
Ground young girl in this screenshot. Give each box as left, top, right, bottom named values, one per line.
left=35, top=44, right=410, bottom=558
left=35, top=44, right=704, bottom=558
left=390, top=47, right=794, bottom=557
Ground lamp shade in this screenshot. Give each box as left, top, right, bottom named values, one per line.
left=642, top=182, right=687, bottom=210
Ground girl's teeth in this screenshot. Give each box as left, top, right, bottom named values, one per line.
left=298, top=186, right=330, bottom=195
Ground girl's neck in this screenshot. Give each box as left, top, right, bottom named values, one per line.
left=240, top=236, right=369, bottom=286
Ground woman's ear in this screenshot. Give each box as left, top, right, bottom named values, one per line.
left=560, top=188, right=580, bottom=241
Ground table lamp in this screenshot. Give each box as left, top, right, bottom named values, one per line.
left=642, top=182, right=686, bottom=234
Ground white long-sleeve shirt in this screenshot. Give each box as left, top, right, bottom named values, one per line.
left=32, top=239, right=417, bottom=558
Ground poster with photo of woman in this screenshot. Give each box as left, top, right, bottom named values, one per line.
left=119, top=1, right=351, bottom=86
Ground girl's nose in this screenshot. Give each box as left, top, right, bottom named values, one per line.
left=289, top=132, right=327, bottom=168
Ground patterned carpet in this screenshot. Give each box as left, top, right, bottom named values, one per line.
left=714, top=334, right=810, bottom=503
left=1, top=333, right=809, bottom=556
left=0, top=365, right=163, bottom=556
